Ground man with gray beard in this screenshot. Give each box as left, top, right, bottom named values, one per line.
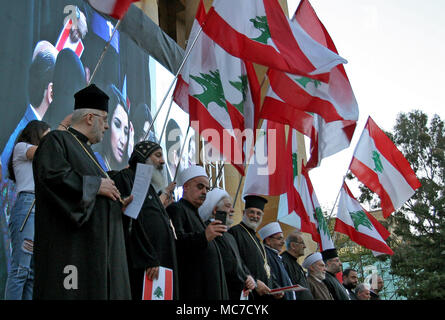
left=303, top=252, right=333, bottom=300
left=228, top=195, right=273, bottom=300
left=110, top=141, right=178, bottom=299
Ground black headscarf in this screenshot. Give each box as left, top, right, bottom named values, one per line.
left=128, top=140, right=161, bottom=170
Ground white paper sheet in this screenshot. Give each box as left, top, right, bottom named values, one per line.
left=124, top=163, right=153, bottom=219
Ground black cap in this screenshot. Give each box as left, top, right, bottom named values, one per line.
left=128, top=141, right=162, bottom=170
left=244, top=195, right=268, bottom=211
left=74, top=84, right=109, bottom=112
left=321, top=248, right=338, bottom=261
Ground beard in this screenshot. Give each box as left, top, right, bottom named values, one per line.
left=314, top=270, right=326, bottom=281
left=242, top=214, right=262, bottom=231
left=146, top=158, right=168, bottom=192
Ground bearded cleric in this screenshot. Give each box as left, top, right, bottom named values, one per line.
left=32, top=84, right=132, bottom=299
left=109, top=140, right=179, bottom=300
left=229, top=195, right=274, bottom=300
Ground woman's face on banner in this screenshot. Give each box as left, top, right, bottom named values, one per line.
left=110, top=104, right=129, bottom=164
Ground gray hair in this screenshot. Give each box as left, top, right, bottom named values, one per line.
left=215, top=196, right=232, bottom=211
left=71, top=108, right=98, bottom=125
left=285, top=230, right=303, bottom=250
left=355, top=283, right=370, bottom=294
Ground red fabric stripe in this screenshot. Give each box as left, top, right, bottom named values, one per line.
left=335, top=218, right=393, bottom=255
left=164, top=269, right=173, bottom=300
left=75, top=41, right=84, bottom=56
left=366, top=117, right=421, bottom=191
left=267, top=69, right=343, bottom=122
left=55, top=20, right=72, bottom=51
left=260, top=97, right=314, bottom=136
left=189, top=96, right=245, bottom=175
left=142, top=271, right=153, bottom=300
left=111, top=0, right=136, bottom=19
left=350, top=157, right=395, bottom=218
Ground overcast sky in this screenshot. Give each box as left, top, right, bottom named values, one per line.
left=287, top=0, right=445, bottom=212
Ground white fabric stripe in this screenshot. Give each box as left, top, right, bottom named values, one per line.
left=354, top=128, right=415, bottom=211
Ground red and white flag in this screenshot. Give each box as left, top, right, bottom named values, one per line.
left=349, top=117, right=421, bottom=218
left=88, top=0, right=137, bottom=19
left=142, top=267, right=173, bottom=300
left=55, top=19, right=85, bottom=57
left=335, top=182, right=393, bottom=255
left=173, top=1, right=261, bottom=175
left=201, top=0, right=346, bottom=76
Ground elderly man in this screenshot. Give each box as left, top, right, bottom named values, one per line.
left=110, top=141, right=178, bottom=300
left=302, top=253, right=333, bottom=300
left=356, top=283, right=371, bottom=300
left=321, top=248, right=350, bottom=300
left=166, top=165, right=228, bottom=300
left=199, top=188, right=255, bottom=300
left=32, top=84, right=132, bottom=299
left=259, top=222, right=295, bottom=300
left=280, top=231, right=314, bottom=300
left=229, top=195, right=273, bottom=300
left=342, top=268, right=359, bottom=300
left=369, top=274, right=384, bottom=300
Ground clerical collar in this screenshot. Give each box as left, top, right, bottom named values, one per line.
left=68, top=127, right=90, bottom=144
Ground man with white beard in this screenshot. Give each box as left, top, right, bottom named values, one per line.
left=228, top=195, right=273, bottom=301
left=302, top=252, right=333, bottom=300
left=110, top=141, right=179, bottom=300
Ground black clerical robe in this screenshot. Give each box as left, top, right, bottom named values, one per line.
left=280, top=251, right=314, bottom=300
left=32, top=128, right=131, bottom=299
left=228, top=222, right=273, bottom=300
left=323, top=271, right=350, bottom=300
left=110, top=167, right=179, bottom=300
left=166, top=199, right=228, bottom=300
left=213, top=228, right=250, bottom=300
left=265, top=246, right=295, bottom=300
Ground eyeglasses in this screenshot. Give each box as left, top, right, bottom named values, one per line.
left=293, top=241, right=305, bottom=245
left=88, top=113, right=108, bottom=122
left=270, top=236, right=284, bottom=241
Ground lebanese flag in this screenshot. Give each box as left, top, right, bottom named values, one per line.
left=173, top=1, right=261, bottom=175
left=299, top=163, right=335, bottom=251
left=243, top=120, right=292, bottom=197
left=349, top=117, right=421, bottom=218
left=276, top=130, right=316, bottom=236
left=201, top=0, right=346, bottom=77
left=260, top=0, right=358, bottom=125
left=142, top=267, right=173, bottom=300
left=88, top=0, right=137, bottom=19
left=335, top=182, right=393, bottom=255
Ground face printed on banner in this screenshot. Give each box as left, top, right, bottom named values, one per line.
left=110, top=104, right=129, bottom=164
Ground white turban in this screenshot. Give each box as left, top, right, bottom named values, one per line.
left=177, top=165, right=208, bottom=186
left=258, top=222, right=282, bottom=241
left=302, top=252, right=323, bottom=270
left=198, top=188, right=230, bottom=222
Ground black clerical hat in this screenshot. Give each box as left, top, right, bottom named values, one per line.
left=321, top=248, right=338, bottom=261
left=74, top=84, right=109, bottom=112
left=244, top=195, right=268, bottom=211
left=129, top=141, right=162, bottom=169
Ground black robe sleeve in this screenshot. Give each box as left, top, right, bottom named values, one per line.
left=33, top=131, right=101, bottom=228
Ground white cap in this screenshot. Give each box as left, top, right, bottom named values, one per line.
left=177, top=165, right=208, bottom=186
left=258, top=222, right=282, bottom=241
left=302, top=252, right=323, bottom=269
left=198, top=188, right=230, bottom=222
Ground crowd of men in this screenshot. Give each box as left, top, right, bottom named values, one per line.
left=29, top=84, right=384, bottom=300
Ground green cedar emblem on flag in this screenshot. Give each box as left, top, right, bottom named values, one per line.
left=349, top=210, right=373, bottom=230
left=295, top=76, right=322, bottom=89
left=249, top=16, right=271, bottom=44
left=190, top=70, right=227, bottom=111
left=315, top=207, right=330, bottom=237
left=372, top=150, right=383, bottom=173
left=229, top=75, right=248, bottom=114
left=153, top=286, right=164, bottom=299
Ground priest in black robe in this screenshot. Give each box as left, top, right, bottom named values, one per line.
left=166, top=165, right=229, bottom=300
left=228, top=195, right=273, bottom=300
left=321, top=248, right=350, bottom=300
left=259, top=222, right=295, bottom=300
left=109, top=141, right=179, bottom=300
left=32, top=84, right=132, bottom=299
left=198, top=188, right=256, bottom=300
left=281, top=231, right=314, bottom=300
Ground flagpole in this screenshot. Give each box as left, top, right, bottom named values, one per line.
left=88, top=19, right=122, bottom=85
left=142, top=26, right=204, bottom=141
left=232, top=174, right=244, bottom=207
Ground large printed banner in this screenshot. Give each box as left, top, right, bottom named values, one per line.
left=0, top=1, right=193, bottom=295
